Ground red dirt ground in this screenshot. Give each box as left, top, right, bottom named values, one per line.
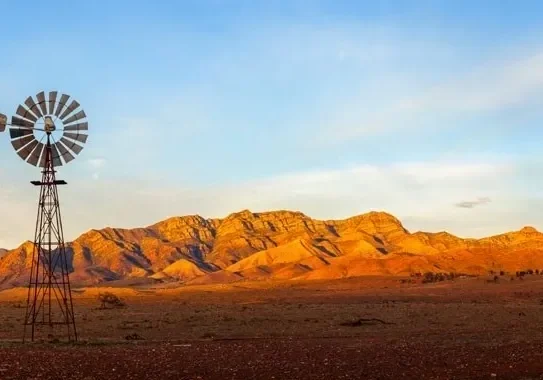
left=1, top=276, right=543, bottom=379
left=1, top=338, right=543, bottom=380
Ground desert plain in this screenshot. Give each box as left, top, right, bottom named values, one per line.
left=0, top=274, right=543, bottom=379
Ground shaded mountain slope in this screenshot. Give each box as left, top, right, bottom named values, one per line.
left=1, top=210, right=543, bottom=287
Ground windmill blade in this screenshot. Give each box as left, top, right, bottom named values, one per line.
left=11, top=116, right=35, bottom=128
left=9, top=127, right=33, bottom=140
left=59, top=100, right=80, bottom=121
left=55, top=140, right=75, bottom=163
left=48, top=91, right=58, bottom=115
left=50, top=144, right=63, bottom=167
left=26, top=142, right=45, bottom=166
left=17, top=139, right=39, bottom=161
left=11, top=135, right=35, bottom=151
left=62, top=110, right=86, bottom=125
left=38, top=144, right=61, bottom=168
left=16, top=105, right=38, bottom=122
left=63, top=122, right=88, bottom=132
left=24, top=97, right=43, bottom=119
left=55, top=94, right=70, bottom=117
left=38, top=146, right=49, bottom=168
left=36, top=91, right=48, bottom=116
left=63, top=132, right=88, bottom=144
left=0, top=113, right=6, bottom=132
left=60, top=137, right=83, bottom=155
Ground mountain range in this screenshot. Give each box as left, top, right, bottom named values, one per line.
left=1, top=209, right=542, bottom=288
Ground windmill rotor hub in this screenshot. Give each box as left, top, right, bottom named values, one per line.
left=44, top=116, right=56, bottom=133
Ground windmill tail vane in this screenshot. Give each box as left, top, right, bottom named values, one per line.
left=0, top=91, right=89, bottom=342
left=0, top=113, right=6, bottom=132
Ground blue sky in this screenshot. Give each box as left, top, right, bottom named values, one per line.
left=1, top=1, right=543, bottom=247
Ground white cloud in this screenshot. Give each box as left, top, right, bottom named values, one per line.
left=0, top=158, right=541, bottom=248
left=87, top=157, right=106, bottom=180
left=401, top=52, right=543, bottom=112
left=101, top=92, right=214, bottom=174
left=87, top=158, right=106, bottom=169
left=319, top=50, right=543, bottom=142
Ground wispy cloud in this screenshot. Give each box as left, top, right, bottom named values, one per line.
left=103, top=92, right=214, bottom=174
left=0, top=158, right=541, bottom=248
left=400, top=52, right=543, bottom=112
left=455, top=197, right=492, bottom=209
left=87, top=158, right=106, bottom=169
left=87, top=157, right=107, bottom=180
left=318, top=50, right=543, bottom=142
left=58, top=160, right=536, bottom=242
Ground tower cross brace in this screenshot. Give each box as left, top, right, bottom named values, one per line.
left=23, top=134, right=77, bottom=342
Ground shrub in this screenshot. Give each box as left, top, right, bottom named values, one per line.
left=422, top=272, right=436, bottom=283
left=418, top=271, right=472, bottom=284
left=98, top=292, right=126, bottom=309
left=422, top=272, right=448, bottom=283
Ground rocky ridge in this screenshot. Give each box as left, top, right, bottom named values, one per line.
left=0, top=209, right=542, bottom=287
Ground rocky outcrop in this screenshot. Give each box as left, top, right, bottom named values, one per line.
left=0, top=209, right=543, bottom=287
left=0, top=241, right=36, bottom=286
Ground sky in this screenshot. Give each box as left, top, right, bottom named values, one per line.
left=0, top=0, right=543, bottom=248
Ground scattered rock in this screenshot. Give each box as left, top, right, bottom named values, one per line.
left=340, top=318, right=394, bottom=327
left=125, top=333, right=144, bottom=341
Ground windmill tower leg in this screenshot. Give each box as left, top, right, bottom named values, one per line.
left=23, top=136, right=77, bottom=342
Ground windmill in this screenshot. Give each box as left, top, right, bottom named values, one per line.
left=1, top=91, right=88, bottom=342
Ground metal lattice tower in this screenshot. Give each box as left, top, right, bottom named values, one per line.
left=0, top=91, right=88, bottom=342
left=24, top=134, right=77, bottom=342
